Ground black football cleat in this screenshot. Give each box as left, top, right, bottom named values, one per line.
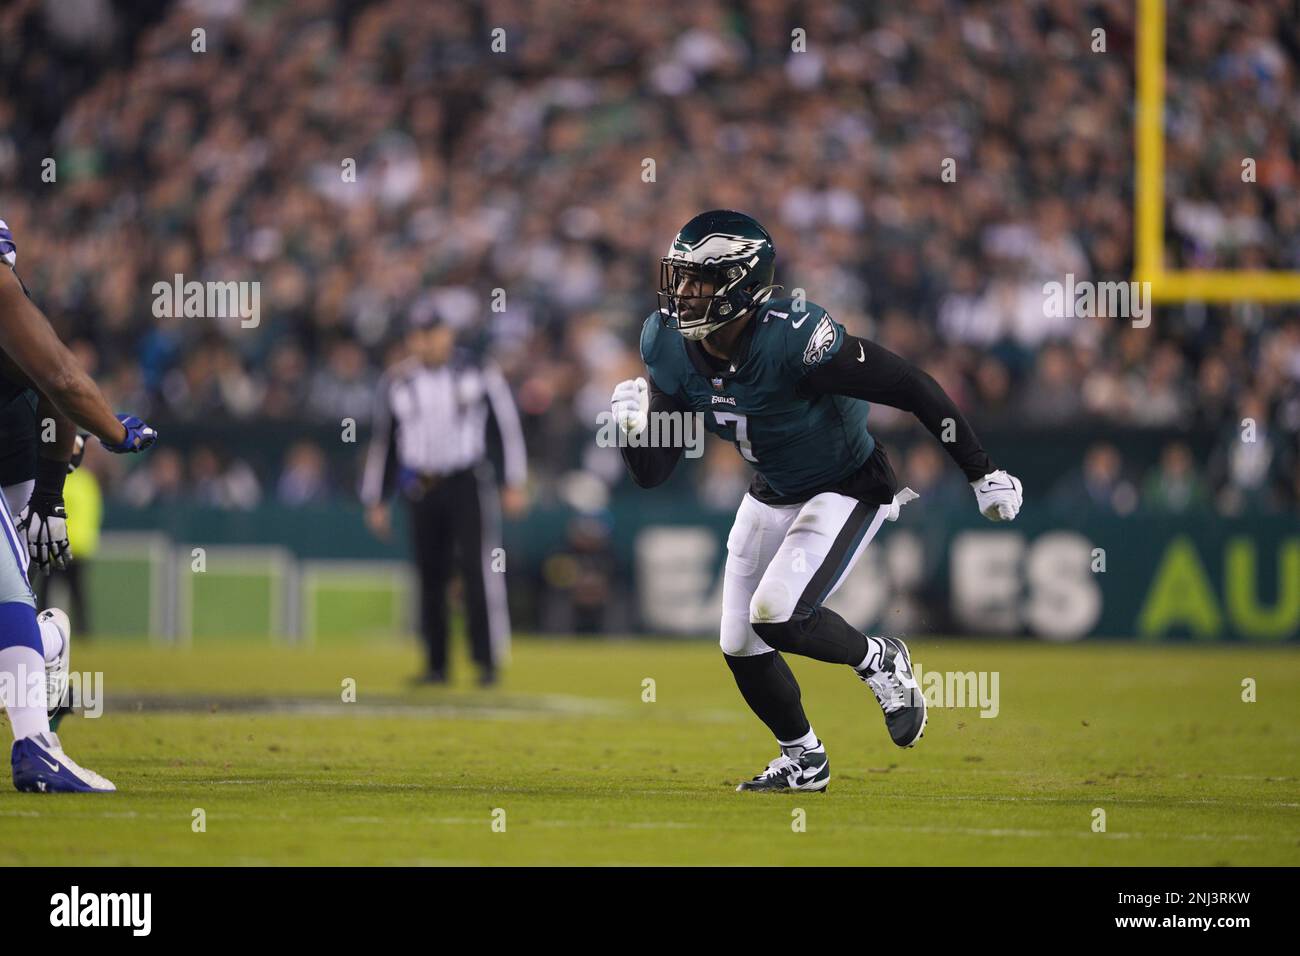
left=856, top=637, right=927, bottom=748
left=736, top=741, right=830, bottom=793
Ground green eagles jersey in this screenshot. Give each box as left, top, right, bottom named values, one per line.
left=640, top=298, right=874, bottom=497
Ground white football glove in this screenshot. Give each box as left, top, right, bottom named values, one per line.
left=17, top=498, right=72, bottom=573
left=611, top=377, right=649, bottom=439
left=971, top=470, right=1023, bottom=522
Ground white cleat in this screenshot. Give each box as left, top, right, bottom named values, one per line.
left=38, top=607, right=71, bottom=721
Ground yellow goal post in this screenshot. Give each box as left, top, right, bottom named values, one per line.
left=1135, top=0, right=1300, bottom=302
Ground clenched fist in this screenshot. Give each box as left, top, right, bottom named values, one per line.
left=611, top=377, right=649, bottom=439
left=971, top=470, right=1023, bottom=522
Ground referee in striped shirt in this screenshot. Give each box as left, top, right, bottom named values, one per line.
left=362, top=312, right=527, bottom=687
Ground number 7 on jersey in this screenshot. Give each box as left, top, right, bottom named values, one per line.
left=713, top=411, right=757, bottom=463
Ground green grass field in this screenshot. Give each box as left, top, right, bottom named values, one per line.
left=2, top=637, right=1297, bottom=866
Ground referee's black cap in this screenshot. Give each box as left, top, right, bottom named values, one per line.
left=407, top=299, right=446, bottom=331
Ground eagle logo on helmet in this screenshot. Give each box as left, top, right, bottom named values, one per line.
left=670, top=233, right=767, bottom=265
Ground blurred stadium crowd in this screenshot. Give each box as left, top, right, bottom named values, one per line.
left=1, top=0, right=1298, bottom=516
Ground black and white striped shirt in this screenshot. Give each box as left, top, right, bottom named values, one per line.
left=361, top=352, right=527, bottom=505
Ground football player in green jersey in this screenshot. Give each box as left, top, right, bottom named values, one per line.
left=613, top=210, right=1023, bottom=792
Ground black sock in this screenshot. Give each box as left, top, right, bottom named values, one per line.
left=751, top=606, right=869, bottom=666
left=724, top=651, right=810, bottom=742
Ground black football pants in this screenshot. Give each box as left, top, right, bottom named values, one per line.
left=407, top=468, right=504, bottom=677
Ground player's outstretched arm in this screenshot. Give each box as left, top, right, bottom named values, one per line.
left=612, top=374, right=686, bottom=489
left=0, top=267, right=139, bottom=449
left=803, top=333, right=1022, bottom=520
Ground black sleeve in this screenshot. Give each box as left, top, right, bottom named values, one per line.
left=620, top=375, right=687, bottom=489
left=802, top=334, right=994, bottom=483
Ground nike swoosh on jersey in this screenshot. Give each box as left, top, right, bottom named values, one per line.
left=857, top=343, right=865, bottom=362
left=791, top=313, right=809, bottom=329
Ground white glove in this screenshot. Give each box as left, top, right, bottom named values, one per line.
left=17, top=499, right=72, bottom=572
left=971, top=470, right=1023, bottom=522
left=611, top=377, right=649, bottom=439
